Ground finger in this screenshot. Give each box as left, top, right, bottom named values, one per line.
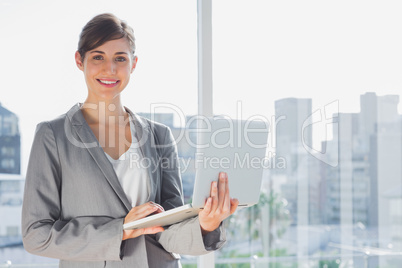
left=217, top=172, right=227, bottom=210
left=209, top=178, right=215, bottom=196
left=125, top=203, right=160, bottom=223
left=148, top=202, right=165, bottom=215
left=134, top=203, right=159, bottom=216
left=128, top=205, right=157, bottom=219
left=125, top=226, right=164, bottom=240
left=150, top=202, right=165, bottom=212
left=230, top=198, right=239, bottom=215
left=210, top=181, right=219, bottom=213
left=200, top=197, right=212, bottom=216
left=149, top=207, right=165, bottom=216
left=222, top=174, right=230, bottom=212
left=132, top=202, right=158, bottom=214
left=154, top=207, right=164, bottom=214
left=142, top=226, right=164, bottom=235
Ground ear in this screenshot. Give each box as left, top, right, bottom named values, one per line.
left=75, top=51, right=84, bottom=71
left=131, top=56, right=138, bottom=74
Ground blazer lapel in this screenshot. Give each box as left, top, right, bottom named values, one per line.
left=67, top=104, right=132, bottom=212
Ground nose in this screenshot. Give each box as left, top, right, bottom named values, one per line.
left=103, top=60, right=116, bottom=74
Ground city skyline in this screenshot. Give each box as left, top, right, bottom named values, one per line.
left=1, top=90, right=401, bottom=177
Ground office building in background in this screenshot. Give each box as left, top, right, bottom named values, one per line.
left=0, top=103, right=20, bottom=174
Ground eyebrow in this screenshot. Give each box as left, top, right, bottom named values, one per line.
left=90, top=51, right=129, bottom=55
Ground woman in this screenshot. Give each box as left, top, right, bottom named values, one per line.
left=22, top=13, right=238, bottom=267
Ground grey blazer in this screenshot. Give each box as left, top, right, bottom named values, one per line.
left=21, top=104, right=225, bottom=268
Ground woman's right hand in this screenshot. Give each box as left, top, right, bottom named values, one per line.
left=122, top=201, right=165, bottom=240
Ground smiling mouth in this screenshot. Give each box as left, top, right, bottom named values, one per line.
left=97, top=79, right=119, bottom=85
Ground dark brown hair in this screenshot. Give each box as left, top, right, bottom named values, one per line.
left=78, top=13, right=136, bottom=60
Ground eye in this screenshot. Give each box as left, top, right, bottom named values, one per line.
left=115, top=57, right=127, bottom=62
left=93, top=55, right=103, bottom=60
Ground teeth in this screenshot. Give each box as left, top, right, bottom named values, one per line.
left=100, top=80, right=118, bottom=84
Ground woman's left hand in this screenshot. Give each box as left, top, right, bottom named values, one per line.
left=199, top=172, right=239, bottom=235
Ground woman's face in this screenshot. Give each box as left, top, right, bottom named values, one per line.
left=75, top=38, right=137, bottom=102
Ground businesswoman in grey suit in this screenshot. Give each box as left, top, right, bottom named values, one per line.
left=21, top=13, right=238, bottom=267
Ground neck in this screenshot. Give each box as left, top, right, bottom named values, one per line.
left=81, top=97, right=128, bottom=125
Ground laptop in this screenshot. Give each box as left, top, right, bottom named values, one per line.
left=123, top=116, right=269, bottom=230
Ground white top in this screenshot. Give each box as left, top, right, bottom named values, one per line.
left=104, top=114, right=150, bottom=207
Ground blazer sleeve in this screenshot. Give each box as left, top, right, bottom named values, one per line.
left=154, top=126, right=226, bottom=255
left=21, top=122, right=124, bottom=261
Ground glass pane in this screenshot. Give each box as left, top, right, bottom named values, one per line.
left=213, top=0, right=402, bottom=267
left=0, top=0, right=197, bottom=266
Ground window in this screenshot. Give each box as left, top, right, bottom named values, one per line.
left=2, top=0, right=402, bottom=267
left=1, top=0, right=198, bottom=265
left=1, top=159, right=14, bottom=169
left=1, top=147, right=15, bottom=157
left=212, top=0, right=402, bottom=267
